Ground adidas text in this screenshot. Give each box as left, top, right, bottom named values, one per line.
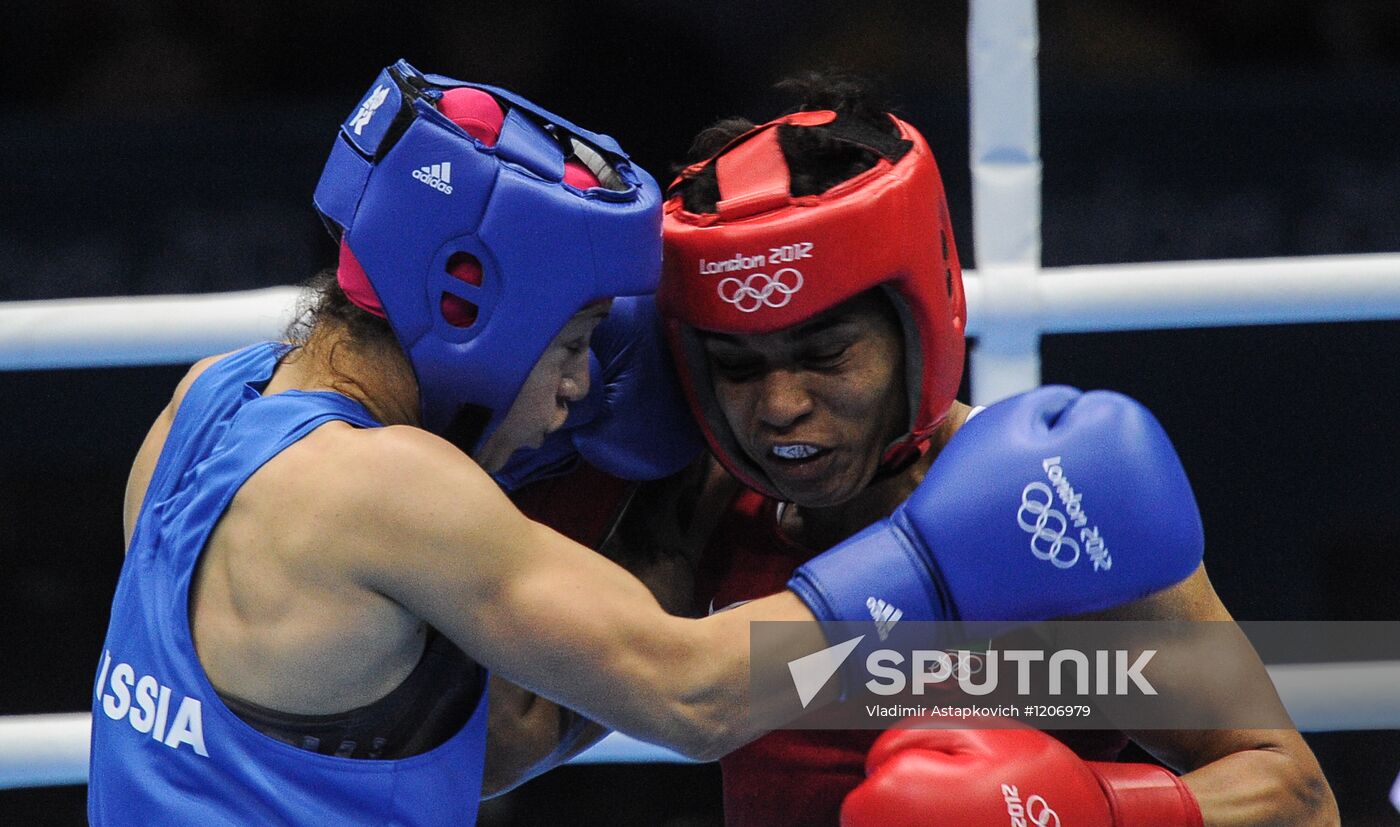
left=413, top=162, right=454, bottom=195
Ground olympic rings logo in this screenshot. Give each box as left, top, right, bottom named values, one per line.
left=1026, top=796, right=1060, bottom=827
left=1017, top=482, right=1081, bottom=569
left=717, top=267, right=804, bottom=313
left=917, top=650, right=985, bottom=679
left=952, top=649, right=985, bottom=677
left=1003, top=784, right=1059, bottom=827
left=949, top=650, right=985, bottom=678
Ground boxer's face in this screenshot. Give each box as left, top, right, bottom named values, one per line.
left=473, top=302, right=610, bottom=473
left=702, top=291, right=906, bottom=507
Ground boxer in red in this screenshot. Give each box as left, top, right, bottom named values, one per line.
left=487, top=74, right=1339, bottom=826
left=660, top=75, right=1336, bottom=827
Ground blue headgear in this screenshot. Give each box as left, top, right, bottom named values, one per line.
left=313, top=59, right=662, bottom=442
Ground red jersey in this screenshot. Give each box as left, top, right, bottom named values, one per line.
left=695, top=487, right=1130, bottom=827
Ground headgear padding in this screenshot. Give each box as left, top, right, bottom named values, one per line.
left=314, top=60, right=660, bottom=441
left=658, top=110, right=966, bottom=499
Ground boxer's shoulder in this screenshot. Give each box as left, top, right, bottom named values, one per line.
left=928, top=399, right=979, bottom=457
left=171, top=350, right=239, bottom=407
left=243, top=422, right=510, bottom=571
left=123, top=350, right=240, bottom=547
left=295, top=422, right=497, bottom=506
left=141, top=350, right=238, bottom=457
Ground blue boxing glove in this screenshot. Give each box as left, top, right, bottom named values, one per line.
left=788, top=386, right=1203, bottom=648
left=494, top=294, right=704, bottom=491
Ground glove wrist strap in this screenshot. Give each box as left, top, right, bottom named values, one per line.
left=1087, top=761, right=1205, bottom=827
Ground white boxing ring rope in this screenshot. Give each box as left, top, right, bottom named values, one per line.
left=4, top=0, right=1400, bottom=802
left=3, top=659, right=1400, bottom=788
left=5, top=256, right=1400, bottom=371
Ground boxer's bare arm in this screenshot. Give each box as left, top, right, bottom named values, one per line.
left=1093, top=568, right=1339, bottom=826
left=322, top=426, right=818, bottom=761
left=482, top=675, right=606, bottom=798
left=482, top=458, right=738, bottom=795
left=482, top=506, right=697, bottom=797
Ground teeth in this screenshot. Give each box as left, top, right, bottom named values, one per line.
left=772, top=444, right=820, bottom=460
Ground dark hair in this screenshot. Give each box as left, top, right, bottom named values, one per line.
left=675, top=70, right=901, bottom=213
left=285, top=269, right=493, bottom=448
left=284, top=268, right=395, bottom=348
left=280, top=268, right=400, bottom=411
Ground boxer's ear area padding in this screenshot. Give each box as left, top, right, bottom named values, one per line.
left=566, top=137, right=627, bottom=192
left=441, top=252, right=483, bottom=328
left=437, top=88, right=505, bottom=147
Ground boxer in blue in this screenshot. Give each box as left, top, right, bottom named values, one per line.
left=89, top=62, right=1207, bottom=825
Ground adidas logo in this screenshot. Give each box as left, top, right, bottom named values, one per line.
left=350, top=84, right=390, bottom=136
left=412, top=162, right=454, bottom=194
left=865, top=596, right=903, bottom=641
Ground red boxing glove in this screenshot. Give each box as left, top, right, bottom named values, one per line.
left=841, top=723, right=1203, bottom=827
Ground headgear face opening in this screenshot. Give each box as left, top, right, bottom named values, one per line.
left=313, top=59, right=662, bottom=442
left=658, top=110, right=966, bottom=499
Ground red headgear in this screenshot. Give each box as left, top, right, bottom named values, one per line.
left=658, top=110, right=967, bottom=499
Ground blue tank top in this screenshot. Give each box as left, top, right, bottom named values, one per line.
left=88, top=342, right=489, bottom=826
